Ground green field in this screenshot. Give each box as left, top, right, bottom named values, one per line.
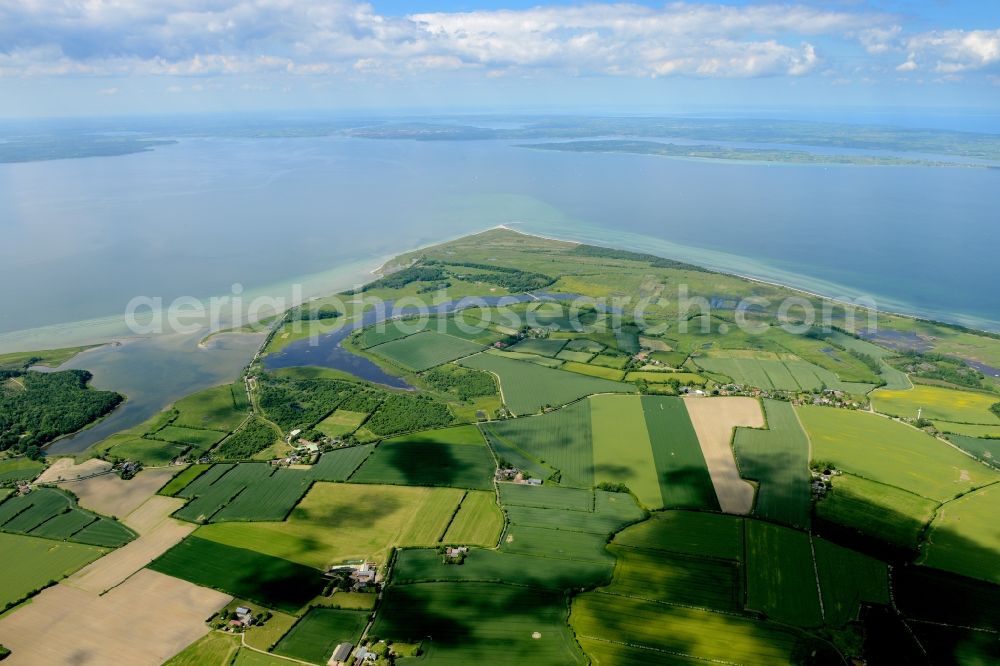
left=920, top=483, right=1000, bottom=584
left=695, top=353, right=874, bottom=394
left=641, top=396, right=718, bottom=510
left=151, top=425, right=226, bottom=452
left=168, top=449, right=371, bottom=523
left=564, top=339, right=605, bottom=353
left=556, top=349, right=594, bottom=363
left=591, top=395, right=661, bottom=508
left=195, top=483, right=486, bottom=568
left=508, top=338, right=566, bottom=357
left=797, top=405, right=997, bottom=500
left=96, top=434, right=187, bottom=466
left=913, top=623, right=1000, bottom=666
left=572, top=593, right=803, bottom=666
left=944, top=435, right=1000, bottom=468
left=358, top=323, right=412, bottom=348
left=0, top=487, right=135, bottom=546
left=174, top=463, right=312, bottom=523
left=458, top=352, right=634, bottom=415
left=309, top=445, right=375, bottom=481
left=589, top=354, right=629, bottom=369
left=273, top=608, right=369, bottom=664
left=893, top=566, right=1000, bottom=633
left=350, top=425, right=495, bottom=490
left=625, top=371, right=705, bottom=385
left=814, top=473, right=938, bottom=549
left=503, top=486, right=643, bottom=535
left=443, top=491, right=503, bottom=545
left=369, top=330, right=485, bottom=371
left=935, top=421, right=1000, bottom=437
left=315, top=410, right=368, bottom=437
left=733, top=399, right=811, bottom=528
left=482, top=401, right=593, bottom=487
left=606, top=547, right=742, bottom=612
left=392, top=547, right=612, bottom=591
left=614, top=510, right=743, bottom=560
left=502, top=524, right=614, bottom=564
left=164, top=632, right=241, bottom=666
left=172, top=382, right=249, bottom=431
left=814, top=538, right=889, bottom=626
left=872, top=384, right=1000, bottom=424
left=148, top=536, right=326, bottom=613
left=489, top=349, right=565, bottom=367
left=745, top=520, right=823, bottom=627
left=498, top=483, right=593, bottom=510
left=0, top=532, right=106, bottom=607
left=233, top=649, right=301, bottom=666
left=372, top=582, right=587, bottom=664
left=559, top=361, right=625, bottom=381
left=0, top=457, right=45, bottom=484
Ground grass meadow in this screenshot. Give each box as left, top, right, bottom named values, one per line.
left=641, top=395, right=718, bottom=510
left=872, top=385, right=1000, bottom=424
left=273, top=608, right=369, bottom=663
left=613, top=510, right=743, bottom=561
left=392, top=548, right=613, bottom=591
left=148, top=536, right=325, bottom=613
left=194, top=482, right=492, bottom=568
left=814, top=538, right=889, bottom=626
left=0, top=532, right=105, bottom=607
left=482, top=401, right=593, bottom=487
left=590, top=395, right=660, bottom=508
left=814, top=473, right=938, bottom=550
left=372, top=582, right=587, bottom=665
left=733, top=399, right=811, bottom=528
left=920, top=483, right=1000, bottom=584
left=572, top=593, right=802, bottom=666
left=172, top=382, right=249, bottom=431
left=0, top=457, right=44, bottom=484
left=797, top=405, right=997, bottom=501
left=745, top=520, right=823, bottom=628
left=458, top=352, right=634, bottom=415
left=369, top=330, right=485, bottom=371
left=442, top=491, right=503, bottom=545
left=0, top=487, right=135, bottom=547
left=351, top=425, right=495, bottom=490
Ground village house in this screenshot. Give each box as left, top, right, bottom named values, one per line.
left=297, top=441, right=320, bottom=455
left=351, top=562, right=377, bottom=587
left=353, top=646, right=377, bottom=664
left=328, top=642, right=353, bottom=666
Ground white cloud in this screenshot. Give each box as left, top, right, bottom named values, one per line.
left=899, top=29, right=1000, bottom=73
left=97, top=86, right=118, bottom=95
left=0, top=0, right=986, bottom=82
left=858, top=26, right=902, bottom=54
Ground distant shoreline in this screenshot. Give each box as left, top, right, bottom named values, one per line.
left=484, top=224, right=997, bottom=337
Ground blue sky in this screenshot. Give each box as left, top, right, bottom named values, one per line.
left=1, top=1, right=998, bottom=118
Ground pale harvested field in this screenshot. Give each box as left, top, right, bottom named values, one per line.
left=124, top=495, right=187, bottom=533
left=57, top=467, right=178, bottom=518
left=36, top=457, right=111, bottom=484
left=66, top=496, right=194, bottom=594
left=684, top=396, right=764, bottom=515
left=0, top=568, right=230, bottom=666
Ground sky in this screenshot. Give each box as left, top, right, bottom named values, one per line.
left=0, top=1, right=998, bottom=118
